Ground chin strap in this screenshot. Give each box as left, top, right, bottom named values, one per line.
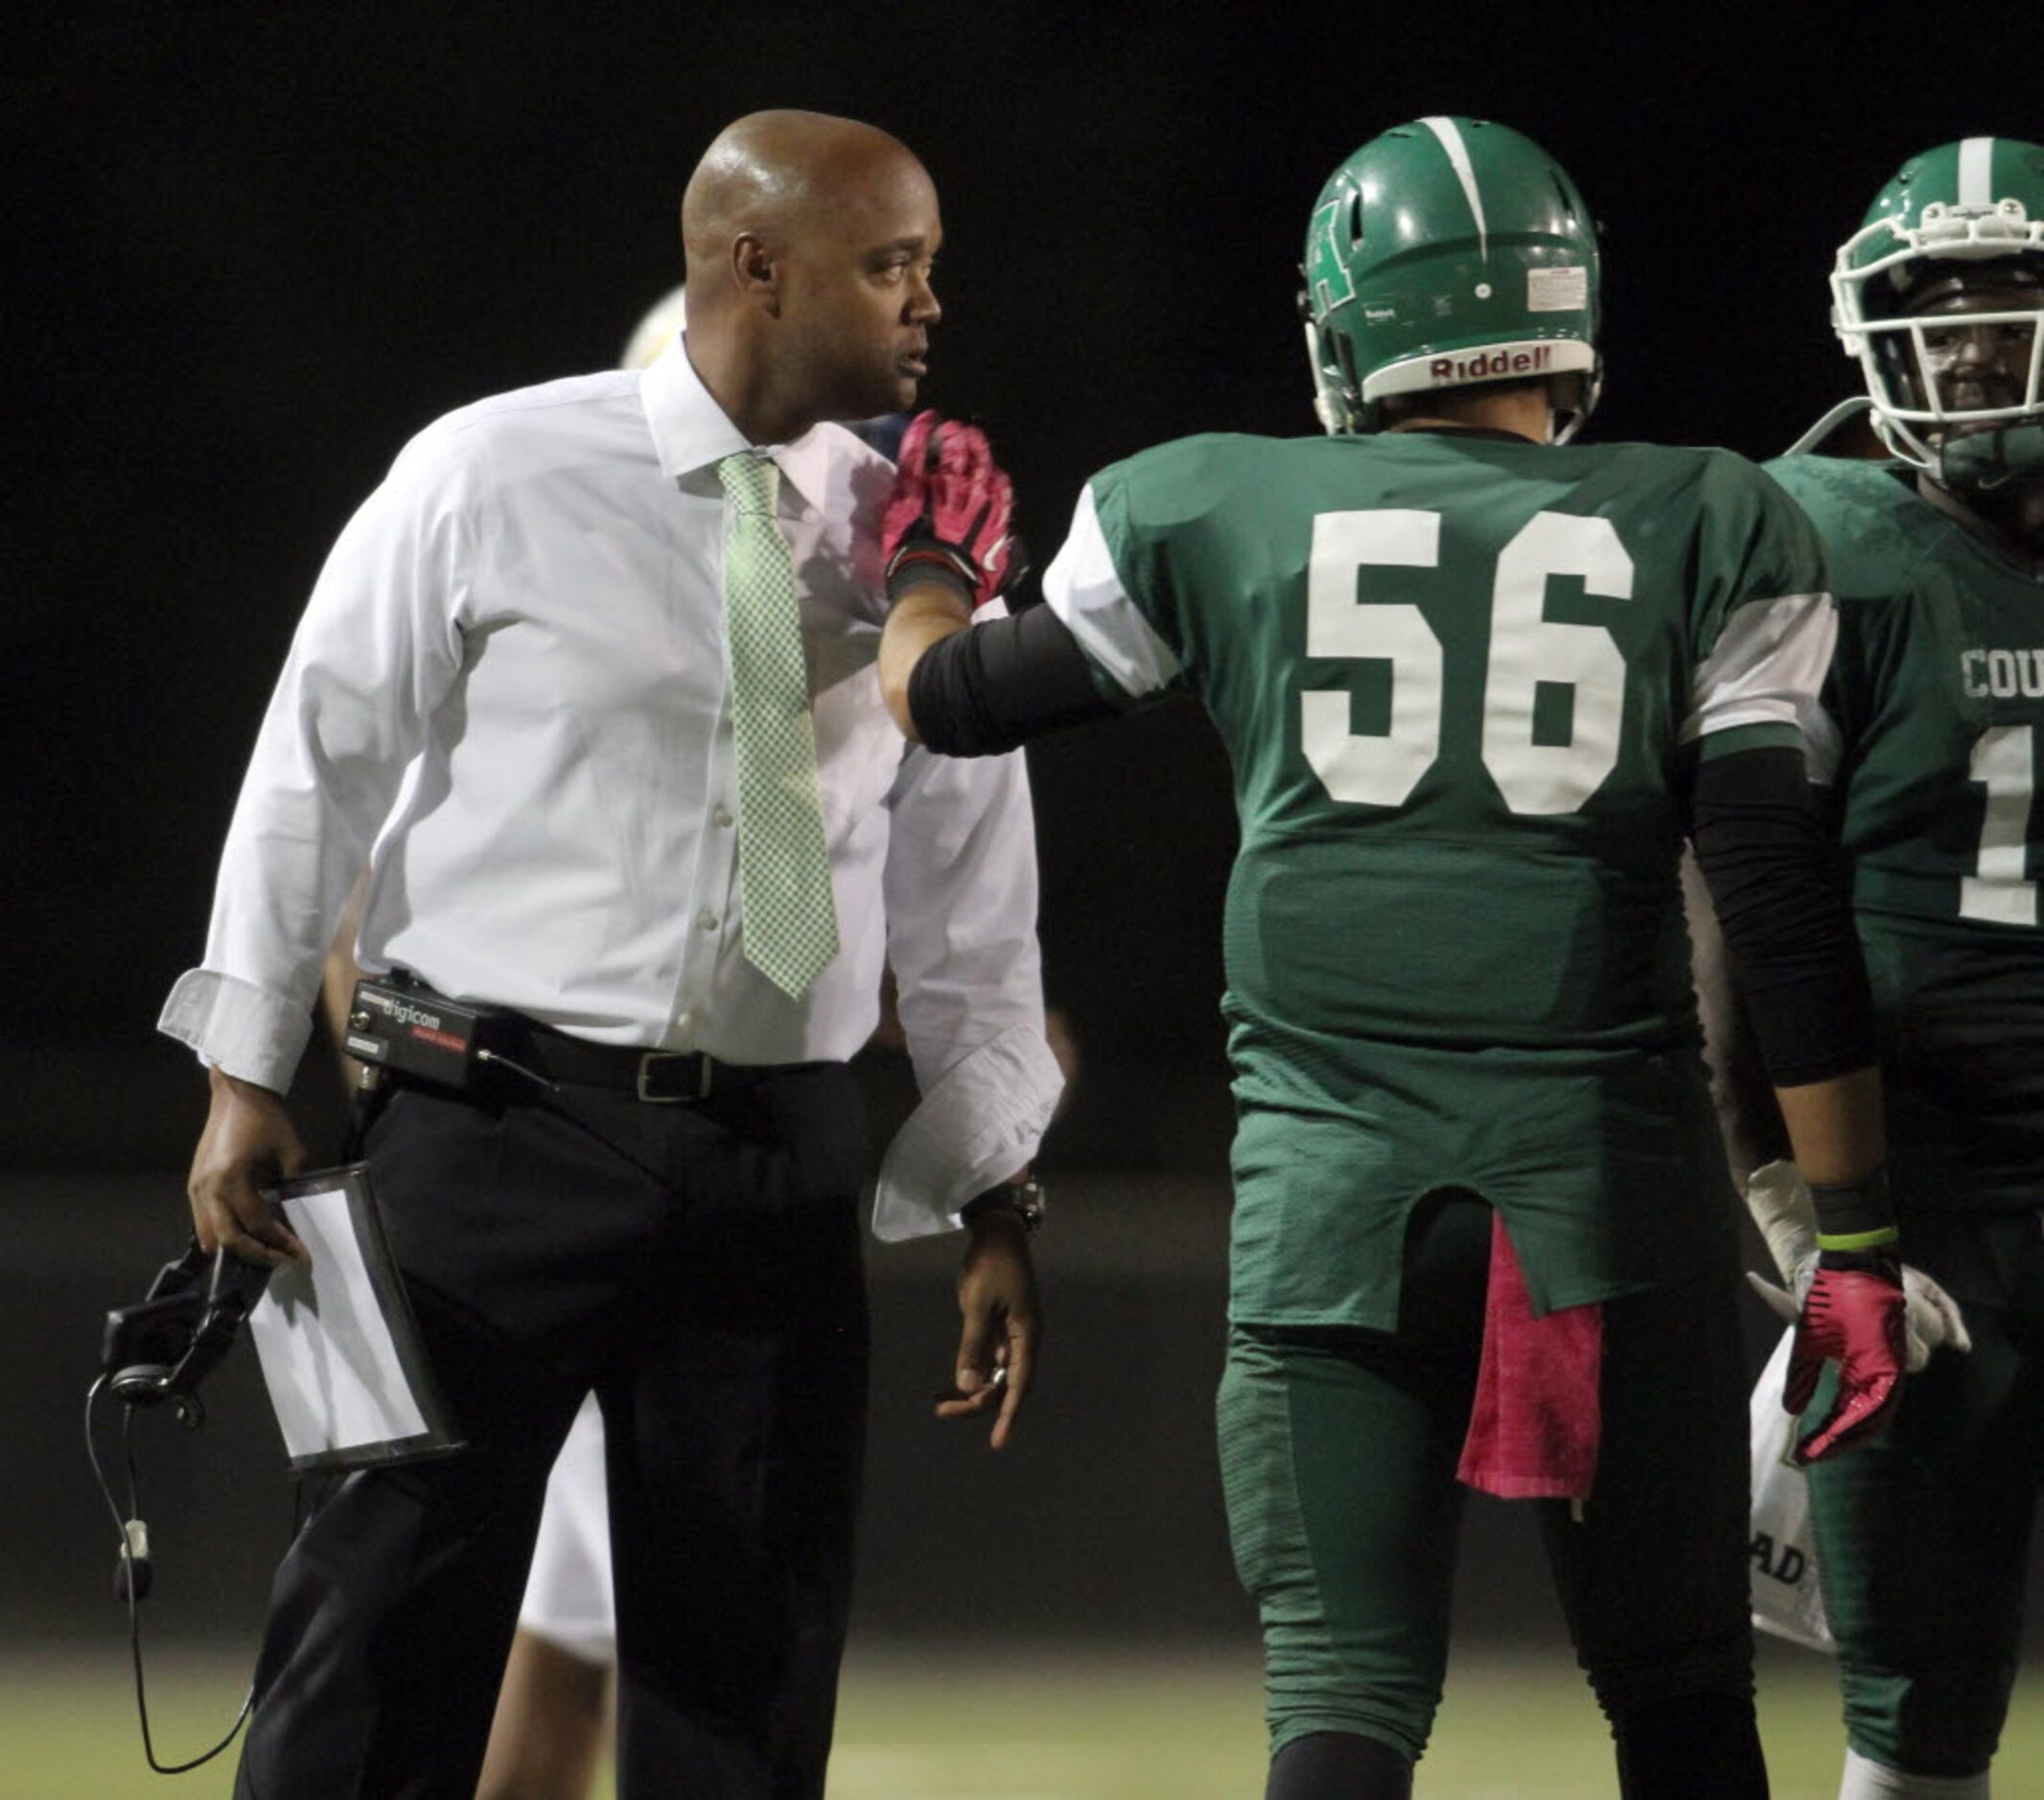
left=1938, top=418, right=2044, bottom=491
left=1301, top=312, right=1359, bottom=435
left=1784, top=399, right=2044, bottom=498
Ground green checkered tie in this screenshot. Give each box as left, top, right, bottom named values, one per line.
left=716, top=452, right=840, bottom=997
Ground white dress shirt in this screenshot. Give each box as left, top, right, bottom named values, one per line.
left=161, top=340, right=1060, bottom=1237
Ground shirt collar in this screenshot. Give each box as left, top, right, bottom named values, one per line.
left=639, top=335, right=839, bottom=516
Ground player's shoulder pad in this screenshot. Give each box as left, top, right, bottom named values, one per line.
left=1761, top=451, right=1918, bottom=524
left=1601, top=443, right=1823, bottom=548
left=1092, top=431, right=1306, bottom=528
left=1558, top=438, right=1782, bottom=511
left=1656, top=440, right=1786, bottom=499
left=1615, top=440, right=1822, bottom=526
left=1095, top=439, right=1283, bottom=508
left=1761, top=453, right=1936, bottom=593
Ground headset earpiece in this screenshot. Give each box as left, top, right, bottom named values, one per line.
left=110, top=1364, right=175, bottom=1406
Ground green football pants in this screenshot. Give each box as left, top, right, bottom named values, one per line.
left=1218, top=1189, right=1754, bottom=1765
left=1806, top=1206, right=2044, bottom=1779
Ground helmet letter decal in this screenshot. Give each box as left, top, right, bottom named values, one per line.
left=1308, top=197, right=1358, bottom=314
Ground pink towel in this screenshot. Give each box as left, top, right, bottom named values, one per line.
left=1455, top=1213, right=1603, bottom=1502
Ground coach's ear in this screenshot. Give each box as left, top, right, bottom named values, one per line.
left=732, top=231, right=781, bottom=317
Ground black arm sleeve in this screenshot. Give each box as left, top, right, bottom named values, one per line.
left=1687, top=745, right=1875, bottom=1088
left=906, top=603, right=1127, bottom=757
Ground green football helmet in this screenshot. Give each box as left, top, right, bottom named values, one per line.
left=1301, top=116, right=1601, bottom=441
left=1831, top=137, right=2044, bottom=487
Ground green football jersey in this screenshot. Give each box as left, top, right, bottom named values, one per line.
left=1767, top=454, right=2044, bottom=1211
left=1045, top=429, right=1833, bottom=1327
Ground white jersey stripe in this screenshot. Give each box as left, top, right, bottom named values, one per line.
left=1959, top=137, right=1996, bottom=209
left=1041, top=483, right=1184, bottom=700
left=1420, top=116, right=1489, bottom=261
left=1680, top=589, right=1838, bottom=764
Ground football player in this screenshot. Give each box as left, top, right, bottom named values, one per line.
left=870, top=117, right=1909, bottom=1799
left=1748, top=138, right=2044, bottom=1800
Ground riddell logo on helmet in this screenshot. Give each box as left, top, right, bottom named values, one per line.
left=1429, top=346, right=1553, bottom=381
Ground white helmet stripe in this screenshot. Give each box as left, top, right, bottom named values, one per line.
left=1419, top=116, right=1489, bottom=261
left=1959, top=137, right=1996, bottom=208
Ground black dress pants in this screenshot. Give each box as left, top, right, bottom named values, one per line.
left=233, top=1065, right=871, bottom=1800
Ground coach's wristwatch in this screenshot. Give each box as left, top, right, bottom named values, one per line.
left=961, top=1177, right=1047, bottom=1235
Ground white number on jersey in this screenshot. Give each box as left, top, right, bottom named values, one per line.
left=1960, top=723, right=2040, bottom=926
left=1301, top=508, right=1633, bottom=814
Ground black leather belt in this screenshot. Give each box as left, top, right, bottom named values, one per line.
left=505, top=1022, right=812, bottom=1103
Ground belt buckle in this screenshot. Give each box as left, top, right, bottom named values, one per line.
left=636, top=1051, right=712, bottom=1103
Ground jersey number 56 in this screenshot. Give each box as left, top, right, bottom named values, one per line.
left=1302, top=508, right=1631, bottom=816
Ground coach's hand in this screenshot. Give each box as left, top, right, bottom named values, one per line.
left=883, top=410, right=1016, bottom=610
left=1782, top=1250, right=1906, bottom=1463
left=938, top=1209, right=1038, bottom=1449
left=187, top=1067, right=313, bottom=1269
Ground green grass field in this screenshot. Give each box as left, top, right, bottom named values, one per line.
left=11, top=1640, right=2040, bottom=1798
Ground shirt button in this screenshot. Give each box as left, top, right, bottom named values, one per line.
left=674, top=1012, right=691, bottom=1032
left=712, top=805, right=734, bottom=829
left=697, top=910, right=720, bottom=932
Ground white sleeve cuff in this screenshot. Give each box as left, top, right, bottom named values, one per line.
left=1041, top=484, right=1181, bottom=701
left=870, top=1022, right=1065, bottom=1242
left=157, top=968, right=314, bottom=1094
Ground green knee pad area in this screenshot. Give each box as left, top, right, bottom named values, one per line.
left=1217, top=1202, right=1754, bottom=1764
left=1218, top=1325, right=1471, bottom=1762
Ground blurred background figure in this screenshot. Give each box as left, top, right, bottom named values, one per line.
left=618, top=282, right=687, bottom=374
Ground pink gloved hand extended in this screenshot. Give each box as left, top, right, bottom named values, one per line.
left=882, top=410, right=1016, bottom=610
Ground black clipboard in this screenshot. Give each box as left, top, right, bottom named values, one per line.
left=247, top=1164, right=464, bottom=1473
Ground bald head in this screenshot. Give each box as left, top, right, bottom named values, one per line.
left=677, top=110, right=943, bottom=443
left=683, top=111, right=925, bottom=297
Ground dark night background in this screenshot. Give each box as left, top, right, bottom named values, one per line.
left=16, top=0, right=2037, bottom=1152
left=8, top=0, right=2041, bottom=1737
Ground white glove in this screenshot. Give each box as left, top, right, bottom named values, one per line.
left=1743, top=1160, right=1972, bottom=1373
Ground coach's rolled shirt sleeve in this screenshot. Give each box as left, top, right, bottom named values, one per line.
left=159, top=426, right=474, bottom=1093
left=873, top=738, right=1061, bottom=1239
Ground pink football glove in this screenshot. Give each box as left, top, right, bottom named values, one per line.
left=1783, top=1251, right=1907, bottom=1463
left=882, top=410, right=1016, bottom=609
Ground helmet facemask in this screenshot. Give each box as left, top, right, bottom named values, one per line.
left=1833, top=170, right=2044, bottom=489
left=1301, top=288, right=1366, bottom=436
